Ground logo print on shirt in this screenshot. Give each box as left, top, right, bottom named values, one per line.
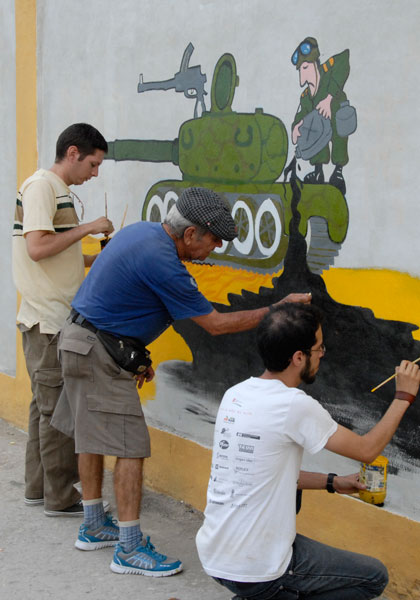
left=237, top=432, right=261, bottom=440
left=234, top=466, right=249, bottom=473
left=189, top=276, right=198, bottom=289
left=219, top=440, right=229, bottom=450
left=238, top=443, right=254, bottom=454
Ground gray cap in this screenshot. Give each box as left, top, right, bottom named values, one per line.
left=177, top=187, right=237, bottom=241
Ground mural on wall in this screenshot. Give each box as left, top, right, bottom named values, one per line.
left=290, top=37, right=356, bottom=195
left=105, top=42, right=420, bottom=478
left=106, top=43, right=349, bottom=275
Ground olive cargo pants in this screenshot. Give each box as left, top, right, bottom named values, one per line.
left=20, top=324, right=80, bottom=510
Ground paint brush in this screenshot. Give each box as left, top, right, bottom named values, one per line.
left=100, top=192, right=110, bottom=250
left=371, top=357, right=420, bottom=392
left=120, top=203, right=128, bottom=230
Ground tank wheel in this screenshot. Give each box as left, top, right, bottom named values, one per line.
left=235, top=206, right=250, bottom=241
left=145, top=191, right=179, bottom=223
left=255, top=198, right=282, bottom=258
left=167, top=196, right=177, bottom=214
left=305, top=216, right=342, bottom=274
left=259, top=212, right=276, bottom=248
left=149, top=203, right=162, bottom=222
left=231, top=199, right=254, bottom=255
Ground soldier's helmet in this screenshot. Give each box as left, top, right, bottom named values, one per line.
left=291, top=37, right=320, bottom=69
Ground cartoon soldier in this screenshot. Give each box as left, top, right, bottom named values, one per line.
left=291, top=37, right=350, bottom=195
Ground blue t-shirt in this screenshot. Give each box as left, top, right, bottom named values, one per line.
left=72, top=222, right=213, bottom=344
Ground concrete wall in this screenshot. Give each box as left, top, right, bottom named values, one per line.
left=36, top=0, right=420, bottom=277
left=1, top=1, right=420, bottom=597
left=0, top=0, right=17, bottom=375
left=35, top=0, right=420, bottom=518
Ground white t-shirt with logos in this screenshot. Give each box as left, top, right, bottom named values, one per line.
left=196, top=377, right=337, bottom=583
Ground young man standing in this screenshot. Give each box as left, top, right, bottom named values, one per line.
left=196, top=303, right=419, bottom=599
left=12, top=123, right=114, bottom=517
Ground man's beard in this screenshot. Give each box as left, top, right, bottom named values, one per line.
left=301, top=355, right=317, bottom=384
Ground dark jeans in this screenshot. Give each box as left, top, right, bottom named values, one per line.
left=214, top=534, right=388, bottom=599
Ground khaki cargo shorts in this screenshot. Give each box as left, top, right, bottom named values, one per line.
left=53, top=320, right=151, bottom=458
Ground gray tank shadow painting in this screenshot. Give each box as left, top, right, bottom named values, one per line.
left=105, top=42, right=420, bottom=477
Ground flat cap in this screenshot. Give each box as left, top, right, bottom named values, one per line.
left=177, top=187, right=237, bottom=242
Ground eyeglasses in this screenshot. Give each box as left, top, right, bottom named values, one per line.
left=304, top=343, right=326, bottom=356
left=291, top=41, right=315, bottom=66
left=71, top=190, right=85, bottom=221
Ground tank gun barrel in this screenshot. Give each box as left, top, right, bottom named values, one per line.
left=106, top=139, right=179, bottom=165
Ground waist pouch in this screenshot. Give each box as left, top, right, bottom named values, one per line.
left=96, top=330, right=152, bottom=375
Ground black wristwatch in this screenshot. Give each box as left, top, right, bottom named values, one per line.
left=326, top=473, right=337, bottom=493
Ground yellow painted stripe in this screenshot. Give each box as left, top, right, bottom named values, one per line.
left=186, top=264, right=420, bottom=341
left=0, top=1, right=38, bottom=426
left=15, top=0, right=37, bottom=186
left=323, top=268, right=420, bottom=341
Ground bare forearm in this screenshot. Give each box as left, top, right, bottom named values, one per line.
left=298, top=471, right=363, bottom=494
left=26, top=224, right=94, bottom=261
left=326, top=400, right=409, bottom=463
left=298, top=471, right=327, bottom=490
left=359, top=399, right=409, bottom=462
left=25, top=216, right=113, bottom=261
left=204, top=307, right=270, bottom=335
left=326, top=360, right=419, bottom=463
left=191, top=293, right=312, bottom=336
left=360, top=361, right=420, bottom=461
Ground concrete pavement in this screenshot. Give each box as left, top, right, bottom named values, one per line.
left=0, top=418, right=389, bottom=600
left=0, top=418, right=228, bottom=600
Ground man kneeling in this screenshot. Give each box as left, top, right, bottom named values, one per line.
left=196, top=303, right=419, bottom=599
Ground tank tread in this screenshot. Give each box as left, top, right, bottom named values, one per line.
left=306, top=216, right=342, bottom=274
left=143, top=185, right=344, bottom=276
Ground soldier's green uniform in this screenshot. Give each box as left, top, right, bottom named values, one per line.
left=292, top=50, right=350, bottom=167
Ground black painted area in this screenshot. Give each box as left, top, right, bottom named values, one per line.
left=172, top=172, right=420, bottom=464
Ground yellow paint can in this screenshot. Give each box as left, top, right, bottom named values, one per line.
left=358, top=455, right=388, bottom=506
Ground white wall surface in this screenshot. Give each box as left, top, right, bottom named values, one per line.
left=0, top=0, right=16, bottom=376
left=33, top=0, right=420, bottom=521
left=36, top=0, right=420, bottom=277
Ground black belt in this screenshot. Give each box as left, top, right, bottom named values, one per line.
left=69, top=309, right=98, bottom=334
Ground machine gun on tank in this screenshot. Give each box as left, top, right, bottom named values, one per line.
left=138, top=42, right=207, bottom=118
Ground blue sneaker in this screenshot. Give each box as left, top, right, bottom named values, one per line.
left=75, top=514, right=119, bottom=550
left=110, top=537, right=183, bottom=577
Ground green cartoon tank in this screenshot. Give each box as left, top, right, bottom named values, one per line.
left=106, top=48, right=348, bottom=274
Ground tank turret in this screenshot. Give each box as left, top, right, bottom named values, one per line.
left=107, top=53, right=288, bottom=184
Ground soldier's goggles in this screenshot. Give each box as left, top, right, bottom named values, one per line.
left=291, top=41, right=315, bottom=65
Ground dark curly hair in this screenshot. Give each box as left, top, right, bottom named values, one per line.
left=55, top=123, right=107, bottom=162
left=257, top=303, right=323, bottom=372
